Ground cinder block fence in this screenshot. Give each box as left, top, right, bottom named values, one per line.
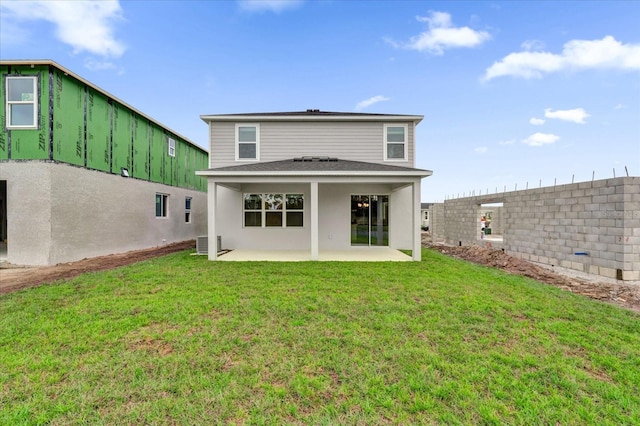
left=429, top=177, right=640, bottom=281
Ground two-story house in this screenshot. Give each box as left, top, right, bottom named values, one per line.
left=0, top=60, right=208, bottom=265
left=197, top=110, right=432, bottom=261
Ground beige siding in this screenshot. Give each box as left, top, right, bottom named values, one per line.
left=209, top=121, right=416, bottom=168
left=209, top=122, right=236, bottom=168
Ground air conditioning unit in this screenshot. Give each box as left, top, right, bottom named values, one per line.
left=196, top=236, right=222, bottom=254
left=196, top=236, right=208, bottom=254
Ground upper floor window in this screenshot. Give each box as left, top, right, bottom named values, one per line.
left=236, top=124, right=260, bottom=161
left=168, top=137, right=176, bottom=157
left=6, top=76, right=38, bottom=129
left=384, top=124, right=408, bottom=161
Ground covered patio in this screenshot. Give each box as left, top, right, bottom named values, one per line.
left=197, top=158, right=432, bottom=262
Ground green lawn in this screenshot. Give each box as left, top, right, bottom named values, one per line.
left=1, top=249, right=639, bottom=425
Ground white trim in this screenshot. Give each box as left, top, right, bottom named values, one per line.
left=208, top=182, right=217, bottom=260
left=185, top=196, right=192, bottom=223
left=235, top=123, right=260, bottom=161
left=383, top=123, right=408, bottom=162
left=310, top=182, right=319, bottom=260
left=6, top=76, right=38, bottom=129
left=155, top=192, right=169, bottom=218
left=168, top=137, right=176, bottom=157
left=412, top=181, right=421, bottom=261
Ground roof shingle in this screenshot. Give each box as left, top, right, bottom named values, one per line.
left=204, top=158, right=431, bottom=173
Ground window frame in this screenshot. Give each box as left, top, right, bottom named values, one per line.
left=235, top=123, right=260, bottom=161
left=155, top=193, right=169, bottom=218
left=185, top=196, right=192, bottom=223
left=168, top=137, right=176, bottom=157
left=243, top=193, right=304, bottom=228
left=383, top=123, right=408, bottom=162
left=6, top=75, right=39, bottom=129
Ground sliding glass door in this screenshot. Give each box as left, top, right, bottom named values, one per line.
left=351, top=195, right=389, bottom=246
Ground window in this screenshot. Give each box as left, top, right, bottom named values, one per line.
left=244, top=194, right=262, bottom=226
left=243, top=193, right=304, bottom=227
left=236, top=124, right=259, bottom=160
left=424, top=211, right=429, bottom=220
left=185, top=197, right=192, bottom=223
left=156, top=193, right=168, bottom=217
left=384, top=124, right=408, bottom=161
left=6, top=76, right=38, bottom=129
left=168, top=138, right=176, bottom=157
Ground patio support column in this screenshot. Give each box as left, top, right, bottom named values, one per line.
left=208, top=180, right=217, bottom=261
left=412, top=179, right=421, bottom=261
left=310, top=181, right=319, bottom=260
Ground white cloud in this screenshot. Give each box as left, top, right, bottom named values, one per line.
left=521, top=39, right=545, bottom=51
left=498, top=139, right=515, bottom=145
left=484, top=36, right=640, bottom=80
left=388, top=11, right=490, bottom=55
left=615, top=103, right=625, bottom=110
left=529, top=117, right=545, bottom=125
left=238, top=0, right=303, bottom=13
left=1, top=0, right=125, bottom=57
left=544, top=108, right=590, bottom=124
left=355, top=95, right=390, bottom=111
left=83, top=58, right=125, bottom=75
left=522, top=133, right=560, bottom=147
left=475, top=146, right=488, bottom=153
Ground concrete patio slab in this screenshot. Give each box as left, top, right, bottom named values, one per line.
left=216, top=248, right=413, bottom=262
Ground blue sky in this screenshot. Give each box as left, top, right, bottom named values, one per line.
left=1, top=0, right=639, bottom=201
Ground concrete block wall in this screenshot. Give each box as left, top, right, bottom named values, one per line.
left=1, top=162, right=208, bottom=266
left=431, top=177, right=640, bottom=281
left=429, top=203, right=445, bottom=242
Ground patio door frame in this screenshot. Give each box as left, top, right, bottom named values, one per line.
left=350, top=194, right=389, bottom=246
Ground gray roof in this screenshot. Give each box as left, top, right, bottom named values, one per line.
left=205, top=110, right=411, bottom=117
left=201, top=110, right=423, bottom=124
left=204, top=157, right=432, bottom=174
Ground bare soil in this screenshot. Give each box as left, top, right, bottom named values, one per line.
left=0, top=240, right=195, bottom=294
left=423, top=235, right=640, bottom=313
left=2, top=238, right=638, bottom=313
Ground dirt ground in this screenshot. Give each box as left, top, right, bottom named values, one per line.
left=0, top=240, right=195, bottom=294
left=1, top=238, right=639, bottom=313
left=422, top=235, right=640, bottom=313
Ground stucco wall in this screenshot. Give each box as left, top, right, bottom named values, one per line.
left=2, top=163, right=53, bottom=265
left=1, top=161, right=207, bottom=265
left=214, top=182, right=413, bottom=252
left=430, top=177, right=640, bottom=281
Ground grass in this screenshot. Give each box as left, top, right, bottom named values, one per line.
left=1, top=248, right=639, bottom=425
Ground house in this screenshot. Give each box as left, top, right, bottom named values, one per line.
left=196, top=110, right=432, bottom=261
left=0, top=60, right=209, bottom=266
left=421, top=202, right=433, bottom=230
